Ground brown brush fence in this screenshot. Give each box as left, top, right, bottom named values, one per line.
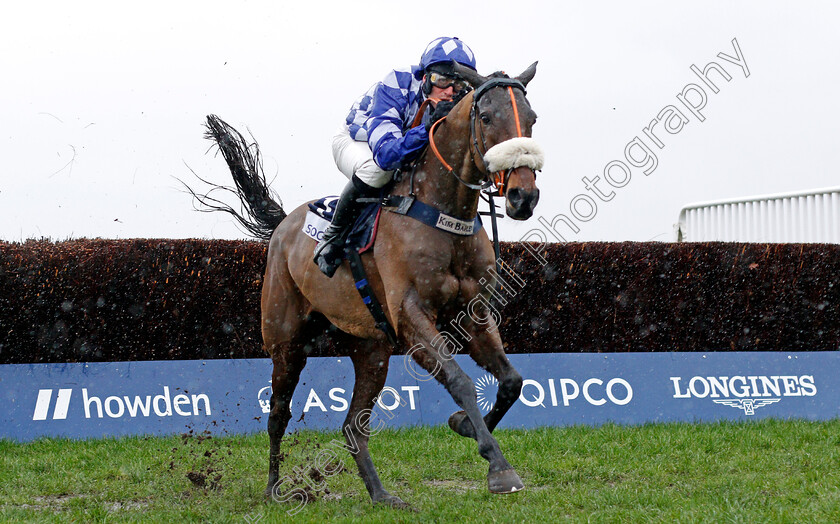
left=1, top=239, right=838, bottom=364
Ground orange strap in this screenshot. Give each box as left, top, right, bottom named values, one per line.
left=427, top=117, right=453, bottom=172
left=507, top=86, right=522, bottom=137
left=413, top=97, right=454, bottom=171
left=488, top=88, right=523, bottom=196
left=411, top=97, right=442, bottom=129
left=427, top=86, right=523, bottom=191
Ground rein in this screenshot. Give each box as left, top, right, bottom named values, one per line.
left=410, top=97, right=439, bottom=129
left=428, top=118, right=483, bottom=191
left=412, top=96, right=483, bottom=191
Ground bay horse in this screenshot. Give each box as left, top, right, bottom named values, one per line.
left=202, top=61, right=542, bottom=508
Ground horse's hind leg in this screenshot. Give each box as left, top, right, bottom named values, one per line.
left=343, top=342, right=410, bottom=509
left=261, top=246, right=314, bottom=497
left=265, top=340, right=308, bottom=497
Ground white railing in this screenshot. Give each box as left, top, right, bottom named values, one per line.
left=676, top=186, right=840, bottom=243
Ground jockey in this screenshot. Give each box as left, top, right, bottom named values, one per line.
left=314, top=36, right=478, bottom=277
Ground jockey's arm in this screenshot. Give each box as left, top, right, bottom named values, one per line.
left=366, top=83, right=429, bottom=171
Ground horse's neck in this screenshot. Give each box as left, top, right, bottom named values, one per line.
left=398, top=121, right=483, bottom=220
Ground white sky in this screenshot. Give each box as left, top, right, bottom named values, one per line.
left=2, top=1, right=838, bottom=242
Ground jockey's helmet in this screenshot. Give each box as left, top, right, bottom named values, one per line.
left=418, top=37, right=476, bottom=76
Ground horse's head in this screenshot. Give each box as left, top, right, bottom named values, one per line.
left=454, top=62, right=542, bottom=220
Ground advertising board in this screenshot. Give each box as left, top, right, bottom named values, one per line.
left=2, top=352, right=836, bottom=441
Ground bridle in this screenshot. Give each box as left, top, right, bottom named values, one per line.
left=404, top=74, right=538, bottom=262
left=426, top=75, right=531, bottom=196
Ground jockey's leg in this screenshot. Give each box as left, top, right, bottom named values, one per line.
left=313, top=174, right=376, bottom=277
left=315, top=130, right=392, bottom=277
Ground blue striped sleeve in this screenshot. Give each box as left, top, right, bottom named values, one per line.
left=366, top=73, right=429, bottom=170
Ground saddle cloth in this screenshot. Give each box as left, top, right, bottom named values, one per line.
left=303, top=196, right=381, bottom=256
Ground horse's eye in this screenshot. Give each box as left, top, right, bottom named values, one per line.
left=480, top=113, right=491, bottom=125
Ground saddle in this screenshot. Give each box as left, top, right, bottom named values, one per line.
left=304, top=196, right=382, bottom=257
left=304, top=190, right=486, bottom=261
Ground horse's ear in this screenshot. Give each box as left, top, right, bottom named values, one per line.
left=516, top=61, right=538, bottom=87
left=452, top=61, right=487, bottom=90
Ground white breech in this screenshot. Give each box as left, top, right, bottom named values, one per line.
left=331, top=126, right=394, bottom=188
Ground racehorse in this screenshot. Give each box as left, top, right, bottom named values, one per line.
left=201, top=61, right=543, bottom=508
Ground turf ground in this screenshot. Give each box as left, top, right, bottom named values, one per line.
left=2, top=420, right=839, bottom=523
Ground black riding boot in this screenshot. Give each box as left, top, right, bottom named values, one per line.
left=313, top=175, right=377, bottom=277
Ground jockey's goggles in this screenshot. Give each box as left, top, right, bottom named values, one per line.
left=428, top=71, right=469, bottom=92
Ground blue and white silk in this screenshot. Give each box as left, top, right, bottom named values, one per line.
left=344, top=66, right=429, bottom=171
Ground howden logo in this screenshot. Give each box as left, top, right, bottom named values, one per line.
left=32, top=387, right=212, bottom=420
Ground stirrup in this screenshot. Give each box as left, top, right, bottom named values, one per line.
left=312, top=236, right=335, bottom=259
left=313, top=237, right=347, bottom=277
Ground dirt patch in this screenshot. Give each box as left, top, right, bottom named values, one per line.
left=6, top=494, right=152, bottom=513
left=105, top=499, right=152, bottom=511
left=167, top=429, right=230, bottom=493
left=186, top=468, right=223, bottom=491
left=11, top=493, right=87, bottom=511
left=272, top=475, right=331, bottom=504
left=265, top=435, right=354, bottom=507
left=422, top=479, right=481, bottom=494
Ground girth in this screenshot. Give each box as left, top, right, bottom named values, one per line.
left=381, top=195, right=483, bottom=236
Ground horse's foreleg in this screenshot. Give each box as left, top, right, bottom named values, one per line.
left=449, top=328, right=522, bottom=438
left=403, top=302, right=524, bottom=494
left=344, top=344, right=411, bottom=509
left=265, top=344, right=307, bottom=497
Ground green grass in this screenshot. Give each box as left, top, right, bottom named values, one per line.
left=1, top=420, right=839, bottom=522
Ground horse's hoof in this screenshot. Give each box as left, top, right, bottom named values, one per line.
left=488, top=468, right=524, bottom=494
left=448, top=410, right=477, bottom=439
left=374, top=494, right=415, bottom=511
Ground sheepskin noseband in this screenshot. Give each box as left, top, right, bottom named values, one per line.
left=483, top=137, right=545, bottom=173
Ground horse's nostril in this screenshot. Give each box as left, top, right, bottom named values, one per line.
left=529, top=188, right=540, bottom=211
left=507, top=187, right=524, bottom=206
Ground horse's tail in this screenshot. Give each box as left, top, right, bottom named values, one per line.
left=186, top=115, right=287, bottom=241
